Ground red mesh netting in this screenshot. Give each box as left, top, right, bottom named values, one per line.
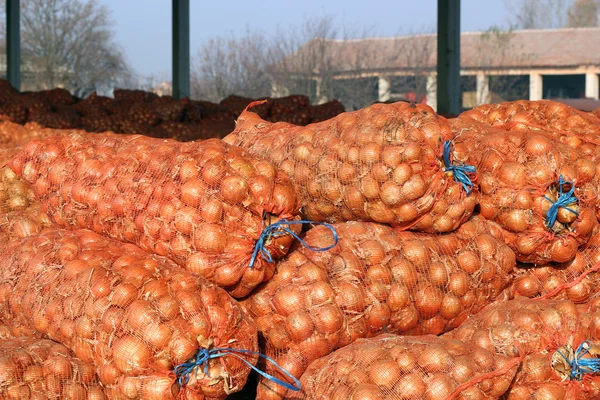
left=8, top=133, right=300, bottom=297
left=503, top=228, right=600, bottom=303
left=224, top=101, right=478, bottom=233
left=0, top=228, right=258, bottom=399
left=451, top=119, right=598, bottom=264
left=459, top=100, right=600, bottom=162
left=292, top=333, right=519, bottom=400
left=241, top=216, right=516, bottom=399
left=446, top=298, right=600, bottom=399
left=0, top=337, right=107, bottom=399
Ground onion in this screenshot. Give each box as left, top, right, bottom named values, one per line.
left=457, top=250, right=481, bottom=273
left=193, top=224, right=226, bottom=253
left=220, top=175, right=248, bottom=204
left=112, top=335, right=152, bottom=373
left=414, top=285, right=442, bottom=318
left=368, top=360, right=401, bottom=389
left=335, top=282, right=366, bottom=312
left=425, top=374, right=455, bottom=400
left=417, top=346, right=452, bottom=372
left=273, top=287, right=305, bottom=316
left=350, top=384, right=384, bottom=400
left=312, top=304, right=343, bottom=334
left=285, top=311, right=315, bottom=343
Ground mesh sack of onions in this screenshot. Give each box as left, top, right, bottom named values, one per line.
left=0, top=165, right=38, bottom=214
left=241, top=216, right=516, bottom=399
left=224, top=101, right=479, bottom=233
left=451, top=121, right=598, bottom=264
left=458, top=100, right=600, bottom=162
left=0, top=205, right=53, bottom=243
left=503, top=228, right=600, bottom=303
left=291, top=333, right=519, bottom=400
left=8, top=133, right=301, bottom=298
left=0, top=228, right=260, bottom=399
left=446, top=298, right=600, bottom=400
left=0, top=337, right=107, bottom=400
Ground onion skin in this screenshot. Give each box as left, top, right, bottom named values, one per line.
left=10, top=133, right=300, bottom=298
left=243, top=217, right=516, bottom=400
left=0, top=228, right=259, bottom=399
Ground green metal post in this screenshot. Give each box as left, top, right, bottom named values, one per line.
left=437, top=0, right=461, bottom=116
left=172, top=0, right=190, bottom=99
left=6, top=0, right=20, bottom=91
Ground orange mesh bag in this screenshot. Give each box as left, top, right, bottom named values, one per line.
left=0, top=228, right=261, bottom=399
left=446, top=298, right=600, bottom=400
left=241, top=216, right=516, bottom=399
left=451, top=120, right=598, bottom=264
left=8, top=133, right=301, bottom=297
left=0, top=205, right=53, bottom=243
left=292, top=333, right=520, bottom=400
left=593, top=107, right=600, bottom=120
left=225, top=101, right=478, bottom=233
left=0, top=163, right=37, bottom=214
left=503, top=228, right=600, bottom=303
left=0, top=337, right=107, bottom=400
left=459, top=100, right=600, bottom=162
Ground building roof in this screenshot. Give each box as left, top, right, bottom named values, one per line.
left=276, top=27, right=600, bottom=75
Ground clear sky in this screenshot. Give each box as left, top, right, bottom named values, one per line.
left=98, top=0, right=510, bottom=78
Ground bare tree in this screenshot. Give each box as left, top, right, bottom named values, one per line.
left=267, top=17, right=339, bottom=103
left=0, top=0, right=131, bottom=92
left=504, top=0, right=571, bottom=29
left=191, top=30, right=274, bottom=102
left=567, top=0, right=599, bottom=27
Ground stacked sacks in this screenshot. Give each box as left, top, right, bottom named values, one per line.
left=9, top=133, right=302, bottom=298
left=0, top=229, right=259, bottom=399
left=241, top=216, right=516, bottom=399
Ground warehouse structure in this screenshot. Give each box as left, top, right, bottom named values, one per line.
left=274, top=27, right=600, bottom=111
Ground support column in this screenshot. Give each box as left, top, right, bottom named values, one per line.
left=378, top=76, right=391, bottom=102
left=476, top=72, right=490, bottom=105
left=7, top=0, right=21, bottom=91
left=585, top=72, right=599, bottom=99
left=426, top=73, right=437, bottom=111
left=529, top=73, right=543, bottom=101
left=172, top=0, right=190, bottom=99
left=437, top=0, right=461, bottom=116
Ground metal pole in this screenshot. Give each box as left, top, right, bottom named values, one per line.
left=437, top=0, right=461, bottom=116
left=6, top=0, right=21, bottom=91
left=172, top=0, right=190, bottom=99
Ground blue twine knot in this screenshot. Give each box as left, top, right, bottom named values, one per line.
left=249, top=219, right=338, bottom=269
left=443, top=141, right=476, bottom=195
left=173, top=347, right=301, bottom=391
left=556, top=341, right=600, bottom=381
left=544, top=175, right=579, bottom=229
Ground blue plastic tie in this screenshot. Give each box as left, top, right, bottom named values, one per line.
left=443, top=141, right=477, bottom=195
left=556, top=341, right=600, bottom=381
left=544, top=175, right=579, bottom=229
left=173, top=347, right=302, bottom=391
left=249, top=219, right=338, bottom=269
